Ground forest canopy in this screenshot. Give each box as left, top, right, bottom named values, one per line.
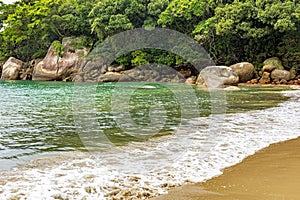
left=0, top=0, right=299, bottom=69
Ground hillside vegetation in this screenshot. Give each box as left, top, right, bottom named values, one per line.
left=0, top=0, right=299, bottom=70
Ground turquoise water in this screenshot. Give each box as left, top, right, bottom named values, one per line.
left=0, top=81, right=288, bottom=169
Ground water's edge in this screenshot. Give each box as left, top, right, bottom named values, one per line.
left=1, top=88, right=300, bottom=200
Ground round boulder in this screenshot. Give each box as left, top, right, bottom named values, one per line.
left=1, top=57, right=24, bottom=80
left=263, top=57, right=284, bottom=70
left=198, top=66, right=239, bottom=88
left=230, top=62, right=256, bottom=83
left=271, top=69, right=291, bottom=82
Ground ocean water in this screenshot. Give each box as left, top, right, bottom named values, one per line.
left=0, top=81, right=299, bottom=199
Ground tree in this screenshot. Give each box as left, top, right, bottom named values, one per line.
left=0, top=0, right=95, bottom=61
left=89, top=0, right=169, bottom=40
left=213, top=0, right=300, bottom=66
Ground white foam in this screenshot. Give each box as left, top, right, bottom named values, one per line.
left=1, top=89, right=300, bottom=200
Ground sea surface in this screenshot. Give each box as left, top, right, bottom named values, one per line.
left=0, top=81, right=299, bottom=199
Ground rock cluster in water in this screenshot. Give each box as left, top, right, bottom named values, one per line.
left=0, top=38, right=298, bottom=88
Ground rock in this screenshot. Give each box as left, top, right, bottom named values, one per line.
left=197, top=66, right=239, bottom=88
left=263, top=57, right=284, bottom=70
left=139, top=85, right=156, bottom=89
left=280, top=79, right=288, bottom=84
left=19, top=59, right=41, bottom=80
left=271, top=69, right=291, bottom=82
left=247, top=79, right=258, bottom=84
left=119, top=65, right=184, bottom=82
left=33, top=36, right=91, bottom=81
left=185, top=76, right=196, bottom=85
left=107, top=65, right=125, bottom=73
left=0, top=61, right=5, bottom=77
left=262, top=65, right=276, bottom=73
left=179, top=69, right=192, bottom=78
left=97, top=72, right=122, bottom=82
left=224, top=86, right=242, bottom=91
left=230, top=62, right=256, bottom=83
left=259, top=72, right=271, bottom=84
left=1, top=57, right=25, bottom=80
left=290, top=68, right=297, bottom=80
left=196, top=75, right=205, bottom=86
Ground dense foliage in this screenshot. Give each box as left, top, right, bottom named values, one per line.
left=0, top=0, right=299, bottom=69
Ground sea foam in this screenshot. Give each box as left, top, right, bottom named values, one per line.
left=1, top=89, right=300, bottom=200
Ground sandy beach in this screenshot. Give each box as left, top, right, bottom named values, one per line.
left=152, top=137, right=300, bottom=200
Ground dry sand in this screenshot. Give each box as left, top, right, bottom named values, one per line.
left=151, top=137, right=300, bottom=200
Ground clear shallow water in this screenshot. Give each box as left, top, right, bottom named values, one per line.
left=0, top=81, right=286, bottom=163
left=0, top=81, right=296, bottom=199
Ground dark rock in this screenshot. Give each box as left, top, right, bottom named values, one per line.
left=179, top=69, right=192, bottom=78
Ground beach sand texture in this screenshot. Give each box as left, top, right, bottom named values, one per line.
left=152, top=137, right=300, bottom=200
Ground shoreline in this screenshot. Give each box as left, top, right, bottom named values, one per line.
left=1, top=84, right=300, bottom=199
left=151, top=137, right=300, bottom=200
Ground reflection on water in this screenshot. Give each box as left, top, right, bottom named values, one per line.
left=0, top=81, right=289, bottom=169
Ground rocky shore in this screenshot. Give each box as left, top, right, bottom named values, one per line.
left=0, top=37, right=299, bottom=88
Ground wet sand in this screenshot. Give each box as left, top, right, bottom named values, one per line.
left=152, top=137, right=300, bottom=200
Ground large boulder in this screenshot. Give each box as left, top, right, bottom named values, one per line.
left=32, top=36, right=91, bottom=81
left=230, top=62, right=256, bottom=83
left=263, top=57, right=284, bottom=70
left=271, top=69, right=291, bottom=82
left=197, top=66, right=239, bottom=88
left=1, top=57, right=25, bottom=80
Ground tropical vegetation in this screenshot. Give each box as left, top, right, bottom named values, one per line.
left=0, top=0, right=299, bottom=70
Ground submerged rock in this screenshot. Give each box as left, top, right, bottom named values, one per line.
left=224, top=86, right=242, bottom=91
